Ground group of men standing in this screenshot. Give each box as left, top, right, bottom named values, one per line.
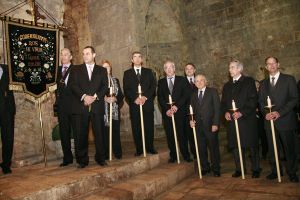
left=0, top=47, right=299, bottom=184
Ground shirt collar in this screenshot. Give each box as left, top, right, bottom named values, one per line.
left=198, top=87, right=206, bottom=93
left=233, top=74, right=242, bottom=82
left=269, top=71, right=280, bottom=80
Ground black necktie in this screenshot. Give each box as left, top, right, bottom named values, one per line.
left=271, top=77, right=275, bottom=87
left=189, top=77, right=193, bottom=85
left=168, top=77, right=173, bottom=94
left=136, top=69, right=141, bottom=82
left=198, top=90, right=203, bottom=103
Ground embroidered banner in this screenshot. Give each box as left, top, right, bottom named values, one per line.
left=4, top=17, right=59, bottom=98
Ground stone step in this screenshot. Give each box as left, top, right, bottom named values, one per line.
left=72, top=162, right=194, bottom=200
left=0, top=151, right=170, bottom=200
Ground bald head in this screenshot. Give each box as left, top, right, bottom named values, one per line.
left=194, top=74, right=207, bottom=89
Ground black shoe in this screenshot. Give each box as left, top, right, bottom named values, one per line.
left=134, top=152, right=142, bottom=157
left=97, top=161, right=108, bottom=166
left=147, top=150, right=158, bottom=154
left=213, top=171, right=221, bottom=177
left=289, top=174, right=299, bottom=183
left=201, top=169, right=211, bottom=175
left=59, top=161, right=73, bottom=167
left=266, top=173, right=278, bottom=180
left=1, top=165, right=12, bottom=174
left=252, top=171, right=260, bottom=178
left=168, top=158, right=176, bottom=163
left=232, top=171, right=241, bottom=178
left=184, top=158, right=193, bottom=163
left=115, top=156, right=122, bottom=160
left=77, top=163, right=87, bottom=169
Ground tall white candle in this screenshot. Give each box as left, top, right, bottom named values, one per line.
left=109, top=86, right=113, bottom=95
left=189, top=105, right=193, bottom=115
left=138, top=84, right=142, bottom=94
left=168, top=95, right=173, bottom=104
left=267, top=96, right=272, bottom=107
left=232, top=100, right=237, bottom=110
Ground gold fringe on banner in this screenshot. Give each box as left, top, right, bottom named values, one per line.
left=9, top=84, right=23, bottom=91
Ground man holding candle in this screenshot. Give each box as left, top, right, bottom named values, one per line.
left=258, top=56, right=299, bottom=183
left=190, top=75, right=221, bottom=177
left=123, top=51, right=157, bottom=156
left=184, top=63, right=197, bottom=159
left=157, top=60, right=192, bottom=163
left=221, top=59, right=260, bottom=178
left=69, top=46, right=108, bottom=168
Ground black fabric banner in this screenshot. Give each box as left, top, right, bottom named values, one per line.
left=5, top=18, right=59, bottom=98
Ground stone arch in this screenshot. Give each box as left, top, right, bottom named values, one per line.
left=144, top=0, right=185, bottom=78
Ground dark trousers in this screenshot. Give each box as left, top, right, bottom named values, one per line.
left=185, top=116, right=196, bottom=158
left=72, top=112, right=105, bottom=165
left=196, top=125, right=220, bottom=172
left=58, top=110, right=73, bottom=163
left=266, top=129, right=298, bottom=175
left=0, top=110, right=14, bottom=168
left=163, top=112, right=190, bottom=160
left=257, top=116, right=268, bottom=157
left=233, top=147, right=260, bottom=172
left=129, top=107, right=155, bottom=154
left=103, top=119, right=122, bottom=158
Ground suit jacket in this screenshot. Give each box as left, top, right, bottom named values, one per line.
left=69, top=64, right=108, bottom=114
left=55, top=65, right=74, bottom=114
left=157, top=76, right=190, bottom=116
left=123, top=67, right=156, bottom=112
left=259, top=73, right=298, bottom=131
left=221, top=75, right=258, bottom=148
left=0, top=64, right=15, bottom=115
left=190, top=87, right=220, bottom=132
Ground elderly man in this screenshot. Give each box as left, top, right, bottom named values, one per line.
left=221, top=59, right=260, bottom=178
left=190, top=74, right=221, bottom=177
left=157, top=60, right=192, bottom=163
left=259, top=56, right=299, bottom=183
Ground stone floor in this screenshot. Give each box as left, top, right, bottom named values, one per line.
left=0, top=138, right=299, bottom=200
left=156, top=157, right=300, bottom=200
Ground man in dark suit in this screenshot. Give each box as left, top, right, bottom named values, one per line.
left=221, top=59, right=260, bottom=178
left=55, top=48, right=75, bottom=167
left=0, top=64, right=16, bottom=174
left=123, top=51, right=157, bottom=156
left=258, top=56, right=299, bottom=183
left=184, top=63, right=197, bottom=159
left=157, top=60, right=192, bottom=163
left=190, top=74, right=221, bottom=177
left=69, top=46, right=108, bottom=168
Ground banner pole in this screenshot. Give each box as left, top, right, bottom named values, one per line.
left=38, top=98, right=47, bottom=167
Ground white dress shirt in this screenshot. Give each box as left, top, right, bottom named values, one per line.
left=269, top=72, right=280, bottom=86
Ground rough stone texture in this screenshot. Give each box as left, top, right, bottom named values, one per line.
left=0, top=0, right=65, bottom=166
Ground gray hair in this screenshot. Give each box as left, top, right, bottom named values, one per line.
left=229, top=59, right=243, bottom=71
left=163, top=60, right=176, bottom=69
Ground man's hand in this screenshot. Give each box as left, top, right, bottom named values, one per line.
left=225, top=112, right=231, bottom=121
left=266, top=111, right=280, bottom=121
left=190, top=120, right=196, bottom=128
left=212, top=125, right=218, bottom=133
left=232, top=111, right=242, bottom=120
left=171, top=105, right=178, bottom=113
left=134, top=96, right=147, bottom=105
left=166, top=109, right=174, bottom=117
left=104, top=95, right=116, bottom=103
left=84, top=95, right=96, bottom=106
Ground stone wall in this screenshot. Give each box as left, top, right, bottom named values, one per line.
left=182, top=0, right=300, bottom=91
left=0, top=0, right=65, bottom=166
